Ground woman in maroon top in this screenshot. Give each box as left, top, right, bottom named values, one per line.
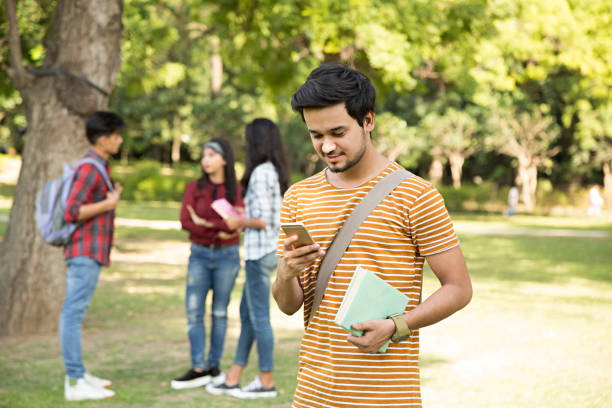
left=171, top=138, right=244, bottom=390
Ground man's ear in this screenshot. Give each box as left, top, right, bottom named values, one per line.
left=93, top=135, right=108, bottom=147
left=364, top=111, right=375, bottom=134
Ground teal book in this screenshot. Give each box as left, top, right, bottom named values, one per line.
left=334, top=265, right=409, bottom=352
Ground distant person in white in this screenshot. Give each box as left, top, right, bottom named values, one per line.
left=506, top=186, right=519, bottom=216
left=587, top=185, right=604, bottom=218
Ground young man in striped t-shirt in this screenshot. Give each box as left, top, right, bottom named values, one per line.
left=272, top=65, right=472, bottom=408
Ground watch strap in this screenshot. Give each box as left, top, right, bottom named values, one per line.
left=389, top=313, right=411, bottom=342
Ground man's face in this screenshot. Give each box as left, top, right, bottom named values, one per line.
left=98, top=131, right=123, bottom=156
left=303, top=103, right=374, bottom=173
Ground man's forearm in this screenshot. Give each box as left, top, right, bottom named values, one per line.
left=272, top=268, right=304, bottom=315
left=403, top=280, right=472, bottom=331
left=77, top=200, right=114, bottom=221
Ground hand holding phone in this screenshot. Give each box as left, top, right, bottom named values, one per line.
left=281, top=222, right=315, bottom=248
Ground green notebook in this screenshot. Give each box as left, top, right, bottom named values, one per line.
left=334, top=265, right=409, bottom=352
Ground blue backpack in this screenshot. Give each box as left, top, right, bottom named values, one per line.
left=35, top=158, right=113, bottom=246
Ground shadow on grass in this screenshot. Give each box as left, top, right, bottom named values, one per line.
left=115, top=226, right=187, bottom=242
left=460, top=234, right=612, bottom=284
left=451, top=212, right=612, bottom=233
left=0, top=183, right=15, bottom=197
left=420, top=353, right=450, bottom=368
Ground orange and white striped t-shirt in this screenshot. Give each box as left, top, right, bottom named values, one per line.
left=277, top=162, right=459, bottom=408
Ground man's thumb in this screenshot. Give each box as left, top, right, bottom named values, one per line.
left=351, top=322, right=365, bottom=331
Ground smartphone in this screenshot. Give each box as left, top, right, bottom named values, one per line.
left=281, top=222, right=315, bottom=248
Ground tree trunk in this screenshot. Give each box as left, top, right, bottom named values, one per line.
left=603, top=161, right=611, bottom=196
left=171, top=114, right=181, bottom=166
left=0, top=0, right=123, bottom=337
left=516, top=155, right=537, bottom=211
left=449, top=153, right=464, bottom=189
left=603, top=160, right=612, bottom=204
left=210, top=36, right=222, bottom=99
left=429, top=155, right=444, bottom=185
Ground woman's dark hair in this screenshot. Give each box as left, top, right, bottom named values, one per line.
left=241, top=118, right=290, bottom=196
left=196, top=138, right=238, bottom=204
left=290, top=64, right=376, bottom=127
left=86, top=111, right=125, bottom=144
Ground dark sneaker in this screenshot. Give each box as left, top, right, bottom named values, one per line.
left=205, top=380, right=241, bottom=397
left=235, top=376, right=277, bottom=399
left=171, top=367, right=220, bottom=390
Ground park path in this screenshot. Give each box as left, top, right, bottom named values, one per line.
left=115, top=218, right=610, bottom=238
left=0, top=215, right=608, bottom=238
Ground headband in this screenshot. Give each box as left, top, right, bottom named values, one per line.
left=203, top=141, right=224, bottom=156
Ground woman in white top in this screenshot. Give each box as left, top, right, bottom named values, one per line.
left=206, top=118, right=290, bottom=398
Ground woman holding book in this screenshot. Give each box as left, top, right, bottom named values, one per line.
left=171, top=138, right=244, bottom=390
left=206, top=118, right=290, bottom=398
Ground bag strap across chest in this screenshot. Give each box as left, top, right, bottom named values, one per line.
left=306, top=168, right=414, bottom=326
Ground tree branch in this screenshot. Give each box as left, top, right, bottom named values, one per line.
left=25, top=67, right=110, bottom=96
left=4, top=0, right=32, bottom=88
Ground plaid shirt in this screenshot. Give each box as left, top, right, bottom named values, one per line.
left=243, top=162, right=282, bottom=260
left=63, top=150, right=115, bottom=266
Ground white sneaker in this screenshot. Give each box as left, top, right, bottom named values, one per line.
left=65, top=376, right=115, bottom=401
left=84, top=372, right=112, bottom=388
left=235, top=376, right=277, bottom=399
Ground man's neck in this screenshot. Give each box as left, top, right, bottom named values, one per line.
left=90, top=146, right=109, bottom=161
left=326, top=150, right=390, bottom=188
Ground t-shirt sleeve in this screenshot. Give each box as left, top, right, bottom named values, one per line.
left=408, top=183, right=459, bottom=257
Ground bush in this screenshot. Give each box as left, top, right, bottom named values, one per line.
left=113, top=160, right=197, bottom=202
left=438, top=182, right=504, bottom=213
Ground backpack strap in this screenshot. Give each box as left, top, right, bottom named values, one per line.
left=306, top=168, right=414, bottom=326
left=76, top=157, right=114, bottom=192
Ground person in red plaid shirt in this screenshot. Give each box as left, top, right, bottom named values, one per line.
left=59, top=111, right=124, bottom=401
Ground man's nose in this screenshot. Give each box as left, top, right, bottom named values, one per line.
left=321, top=139, right=337, bottom=154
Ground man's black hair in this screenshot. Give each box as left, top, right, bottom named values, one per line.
left=290, top=64, right=376, bottom=127
left=86, top=111, right=125, bottom=145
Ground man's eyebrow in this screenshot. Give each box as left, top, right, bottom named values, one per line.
left=308, top=126, right=346, bottom=134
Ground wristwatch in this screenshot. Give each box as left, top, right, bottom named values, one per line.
left=388, top=313, right=411, bottom=342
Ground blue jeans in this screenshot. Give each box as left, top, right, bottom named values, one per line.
left=59, top=256, right=101, bottom=379
left=186, top=243, right=240, bottom=370
left=233, top=251, right=277, bottom=372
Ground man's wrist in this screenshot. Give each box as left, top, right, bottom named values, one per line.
left=388, top=313, right=412, bottom=342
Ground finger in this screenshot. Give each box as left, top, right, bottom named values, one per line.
left=283, top=247, right=324, bottom=269
left=351, top=322, right=365, bottom=331
left=292, top=242, right=323, bottom=257
left=283, top=234, right=299, bottom=250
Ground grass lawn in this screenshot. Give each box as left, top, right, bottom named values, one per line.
left=0, top=195, right=611, bottom=407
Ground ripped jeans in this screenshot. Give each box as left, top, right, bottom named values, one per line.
left=185, top=243, right=240, bottom=370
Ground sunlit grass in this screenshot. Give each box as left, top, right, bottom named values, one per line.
left=0, top=197, right=611, bottom=407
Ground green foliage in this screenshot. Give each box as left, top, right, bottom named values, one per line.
left=438, top=182, right=503, bottom=212
left=113, top=160, right=197, bottom=202
left=2, top=0, right=612, bottom=197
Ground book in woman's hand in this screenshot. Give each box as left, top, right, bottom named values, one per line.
left=211, top=198, right=243, bottom=220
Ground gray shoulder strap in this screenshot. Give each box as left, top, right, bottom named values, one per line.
left=307, top=168, right=414, bottom=326
left=77, top=158, right=114, bottom=192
